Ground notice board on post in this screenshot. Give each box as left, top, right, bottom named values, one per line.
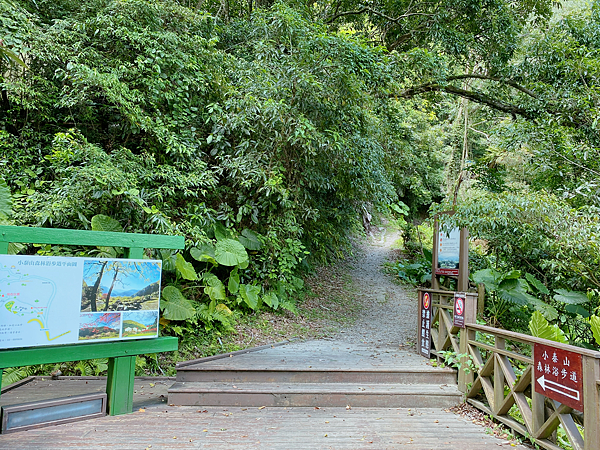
left=0, top=255, right=162, bottom=350
left=418, top=291, right=432, bottom=358
left=436, top=228, right=460, bottom=276
left=432, top=213, right=469, bottom=292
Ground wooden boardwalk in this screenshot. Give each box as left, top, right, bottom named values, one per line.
left=0, top=400, right=529, bottom=449
left=0, top=340, right=532, bottom=448
left=169, top=340, right=462, bottom=408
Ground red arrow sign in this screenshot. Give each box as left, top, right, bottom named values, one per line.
left=536, top=375, right=581, bottom=402
left=534, top=343, right=583, bottom=411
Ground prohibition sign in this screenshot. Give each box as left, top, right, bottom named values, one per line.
left=455, top=297, right=464, bottom=315
left=423, top=292, right=430, bottom=310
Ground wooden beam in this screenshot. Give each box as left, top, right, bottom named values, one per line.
left=467, top=324, right=600, bottom=359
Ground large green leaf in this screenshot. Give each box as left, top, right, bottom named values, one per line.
left=529, top=311, right=568, bottom=344
left=195, top=243, right=216, bottom=258
left=528, top=297, right=558, bottom=321
left=565, top=304, right=590, bottom=318
left=215, top=239, right=249, bottom=266
left=160, top=249, right=177, bottom=272
left=498, top=279, right=537, bottom=305
left=472, top=269, right=500, bottom=291
left=202, top=273, right=226, bottom=300
left=238, top=229, right=262, bottom=251
left=228, top=268, right=240, bottom=295
left=262, top=291, right=279, bottom=310
left=161, top=286, right=195, bottom=320
left=535, top=303, right=558, bottom=321
left=503, top=270, right=521, bottom=280
left=175, top=253, right=197, bottom=280
left=8, top=243, right=25, bottom=255
left=190, top=247, right=219, bottom=266
left=498, top=277, right=519, bottom=291
left=91, top=214, right=122, bottom=232
left=590, top=316, right=600, bottom=347
left=214, top=222, right=234, bottom=241
left=525, top=273, right=550, bottom=295
left=239, top=284, right=260, bottom=310
left=190, top=246, right=218, bottom=266
left=0, top=178, right=12, bottom=219
left=553, top=289, right=589, bottom=305
left=529, top=311, right=555, bottom=341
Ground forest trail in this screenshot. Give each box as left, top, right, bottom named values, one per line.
left=335, top=221, right=417, bottom=349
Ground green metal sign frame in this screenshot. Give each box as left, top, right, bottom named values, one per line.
left=0, top=225, right=184, bottom=415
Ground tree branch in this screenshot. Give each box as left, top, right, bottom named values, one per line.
left=445, top=74, right=539, bottom=99
left=400, top=83, right=536, bottom=120
left=326, top=7, right=433, bottom=24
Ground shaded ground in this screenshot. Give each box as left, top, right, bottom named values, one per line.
left=335, top=223, right=416, bottom=349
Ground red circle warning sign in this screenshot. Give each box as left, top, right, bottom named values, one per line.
left=423, top=292, right=430, bottom=310
left=455, top=298, right=463, bottom=315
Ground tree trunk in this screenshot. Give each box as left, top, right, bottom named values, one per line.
left=89, top=261, right=108, bottom=312
left=104, top=267, right=120, bottom=311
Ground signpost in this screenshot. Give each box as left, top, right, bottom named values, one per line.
left=534, top=343, right=584, bottom=411
left=0, top=255, right=162, bottom=350
left=436, top=228, right=460, bottom=276
left=418, top=291, right=432, bottom=358
left=431, top=213, right=469, bottom=292
left=453, top=292, right=465, bottom=328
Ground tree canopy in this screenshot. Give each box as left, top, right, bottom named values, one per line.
left=3, top=0, right=600, bottom=348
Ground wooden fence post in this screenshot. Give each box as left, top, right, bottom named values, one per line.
left=458, top=294, right=478, bottom=393
left=582, top=355, right=600, bottom=450
left=477, top=283, right=485, bottom=316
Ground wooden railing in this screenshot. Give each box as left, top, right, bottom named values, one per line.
left=418, top=288, right=600, bottom=450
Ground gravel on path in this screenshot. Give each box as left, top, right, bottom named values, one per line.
left=333, top=223, right=417, bottom=350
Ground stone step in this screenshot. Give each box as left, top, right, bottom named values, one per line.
left=167, top=381, right=462, bottom=408
left=175, top=367, right=457, bottom=385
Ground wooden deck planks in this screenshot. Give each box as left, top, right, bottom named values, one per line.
left=0, top=377, right=173, bottom=410
left=179, top=341, right=434, bottom=372
left=0, top=404, right=531, bottom=449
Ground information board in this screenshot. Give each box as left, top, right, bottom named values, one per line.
left=534, top=343, right=583, bottom=411
left=0, top=255, right=162, bottom=350
left=436, top=228, right=460, bottom=276
left=419, top=291, right=432, bottom=358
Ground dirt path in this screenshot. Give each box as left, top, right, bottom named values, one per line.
left=334, top=223, right=417, bottom=350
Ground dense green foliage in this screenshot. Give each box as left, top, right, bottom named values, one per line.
left=4, top=0, right=600, bottom=355
left=431, top=2, right=600, bottom=349
left=0, top=0, right=449, bottom=343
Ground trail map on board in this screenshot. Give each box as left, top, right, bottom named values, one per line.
left=0, top=256, right=161, bottom=350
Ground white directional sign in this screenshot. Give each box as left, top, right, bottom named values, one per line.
left=536, top=375, right=581, bottom=402
left=534, top=343, right=583, bottom=411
